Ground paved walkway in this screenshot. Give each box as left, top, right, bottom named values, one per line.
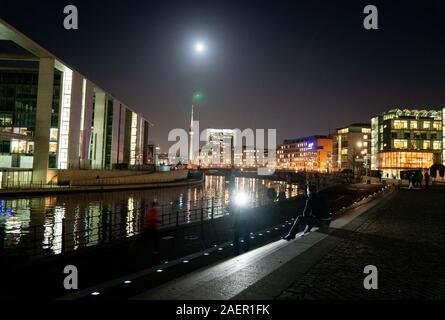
left=276, top=187, right=445, bottom=300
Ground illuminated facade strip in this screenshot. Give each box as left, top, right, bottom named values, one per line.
left=130, top=112, right=138, bottom=165
left=57, top=68, right=73, bottom=170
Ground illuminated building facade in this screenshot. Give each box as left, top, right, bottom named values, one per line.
left=232, top=146, right=273, bottom=168
left=199, top=129, right=234, bottom=167
left=0, top=18, right=152, bottom=186
left=371, top=109, right=443, bottom=178
left=333, top=123, right=371, bottom=172
left=277, top=136, right=333, bottom=172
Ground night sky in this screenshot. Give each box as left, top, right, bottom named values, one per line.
left=2, top=0, right=445, bottom=151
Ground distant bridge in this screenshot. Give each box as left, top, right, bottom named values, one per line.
left=199, top=167, right=324, bottom=185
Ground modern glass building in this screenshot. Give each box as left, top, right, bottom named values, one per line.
left=333, top=123, right=372, bottom=173
left=371, top=109, right=443, bottom=178
left=199, top=129, right=234, bottom=167
left=0, top=18, right=152, bottom=187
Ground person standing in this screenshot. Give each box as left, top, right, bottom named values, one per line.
left=408, top=172, right=414, bottom=190
left=424, top=171, right=430, bottom=190
left=144, top=200, right=161, bottom=254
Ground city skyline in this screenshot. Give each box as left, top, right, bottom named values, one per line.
left=2, top=0, right=445, bottom=151
left=2, top=0, right=445, bottom=305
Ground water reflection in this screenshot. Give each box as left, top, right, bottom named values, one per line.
left=0, top=176, right=299, bottom=256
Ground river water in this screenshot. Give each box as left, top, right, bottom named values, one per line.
left=0, top=175, right=299, bottom=255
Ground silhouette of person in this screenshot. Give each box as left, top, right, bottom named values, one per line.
left=284, top=184, right=331, bottom=240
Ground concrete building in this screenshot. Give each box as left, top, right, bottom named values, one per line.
left=371, top=109, right=443, bottom=178
left=0, top=18, right=152, bottom=187
left=277, top=136, right=333, bottom=172
left=333, top=123, right=371, bottom=173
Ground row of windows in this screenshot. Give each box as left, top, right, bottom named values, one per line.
left=0, top=85, right=38, bottom=99
left=392, top=120, right=442, bottom=130
left=390, top=132, right=440, bottom=140
left=0, top=71, right=39, bottom=85
left=378, top=152, right=434, bottom=169
left=0, top=71, right=61, bottom=129
left=393, top=139, right=441, bottom=150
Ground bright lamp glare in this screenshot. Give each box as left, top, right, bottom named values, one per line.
left=234, top=192, right=249, bottom=207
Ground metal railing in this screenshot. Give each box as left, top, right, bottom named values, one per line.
left=0, top=181, right=67, bottom=191
left=0, top=175, right=345, bottom=260
left=0, top=194, right=275, bottom=260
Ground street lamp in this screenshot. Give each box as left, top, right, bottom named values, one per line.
left=234, top=191, right=250, bottom=207
left=233, top=191, right=250, bottom=255
left=356, top=141, right=370, bottom=178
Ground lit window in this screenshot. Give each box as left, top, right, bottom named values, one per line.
left=433, top=122, right=441, bottom=131
left=423, top=121, right=431, bottom=130
left=50, top=128, right=59, bottom=141
left=410, top=121, right=418, bottom=129
left=49, top=142, right=58, bottom=154
left=393, top=120, right=408, bottom=130
left=393, top=140, right=408, bottom=149
left=433, top=141, right=442, bottom=150
left=423, top=141, right=431, bottom=149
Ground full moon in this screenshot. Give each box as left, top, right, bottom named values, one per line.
left=195, top=42, right=205, bottom=53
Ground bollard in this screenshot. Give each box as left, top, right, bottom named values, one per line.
left=61, top=218, right=66, bottom=254
left=201, top=206, right=204, bottom=224
left=101, top=209, right=108, bottom=242
left=211, top=197, right=215, bottom=220
left=176, top=211, right=179, bottom=228
left=108, top=210, right=113, bottom=243
left=0, top=224, right=5, bottom=260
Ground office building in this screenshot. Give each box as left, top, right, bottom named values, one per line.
left=199, top=129, right=234, bottom=167
left=0, top=18, right=152, bottom=186
left=333, top=123, right=371, bottom=173
left=277, top=136, right=333, bottom=172
left=371, top=108, right=443, bottom=178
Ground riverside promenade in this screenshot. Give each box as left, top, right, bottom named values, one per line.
left=125, top=185, right=445, bottom=300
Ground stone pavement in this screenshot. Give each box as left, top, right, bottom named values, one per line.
left=276, top=186, right=445, bottom=300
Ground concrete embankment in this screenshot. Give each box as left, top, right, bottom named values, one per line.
left=0, top=170, right=201, bottom=197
